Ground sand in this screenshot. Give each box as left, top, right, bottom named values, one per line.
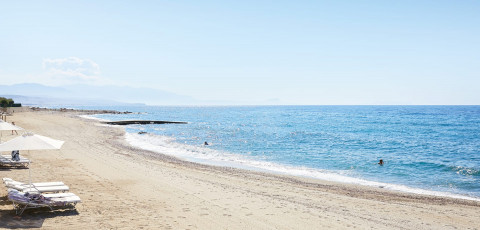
left=0, top=110, right=479, bottom=229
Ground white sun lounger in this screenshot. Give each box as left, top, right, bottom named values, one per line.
left=7, top=188, right=81, bottom=215
left=3, top=178, right=69, bottom=193
left=42, top=193, right=77, bottom=198
left=0, top=155, right=30, bottom=168
left=21, top=186, right=70, bottom=193
left=3, top=178, right=65, bottom=187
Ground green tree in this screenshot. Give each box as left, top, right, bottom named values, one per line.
left=0, top=97, right=15, bottom=107
left=0, top=98, right=7, bottom=107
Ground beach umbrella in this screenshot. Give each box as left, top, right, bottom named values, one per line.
left=0, top=120, right=23, bottom=143
left=0, top=132, right=64, bottom=187
left=0, top=133, right=64, bottom=151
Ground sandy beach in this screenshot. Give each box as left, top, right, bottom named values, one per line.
left=0, top=110, right=479, bottom=229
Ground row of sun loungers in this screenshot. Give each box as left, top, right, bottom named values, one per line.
left=0, top=155, right=31, bottom=168
left=3, top=178, right=81, bottom=215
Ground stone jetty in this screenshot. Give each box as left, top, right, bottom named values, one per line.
left=103, top=120, right=187, bottom=125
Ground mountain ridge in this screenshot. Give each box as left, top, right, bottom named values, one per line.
left=0, top=83, right=198, bottom=106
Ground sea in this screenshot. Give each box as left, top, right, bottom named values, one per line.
left=73, top=105, right=480, bottom=201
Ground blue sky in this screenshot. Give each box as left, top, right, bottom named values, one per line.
left=1, top=1, right=479, bottom=105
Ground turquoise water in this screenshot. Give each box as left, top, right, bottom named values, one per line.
left=82, top=105, right=480, bottom=200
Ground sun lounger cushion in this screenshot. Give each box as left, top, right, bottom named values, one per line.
left=3, top=178, right=69, bottom=193
left=22, top=185, right=70, bottom=193
left=3, top=178, right=65, bottom=187
left=42, top=193, right=77, bottom=198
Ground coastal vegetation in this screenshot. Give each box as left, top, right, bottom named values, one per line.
left=0, top=97, right=21, bottom=107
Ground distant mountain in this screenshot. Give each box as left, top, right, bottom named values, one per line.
left=0, top=94, right=143, bottom=107
left=0, top=83, right=198, bottom=106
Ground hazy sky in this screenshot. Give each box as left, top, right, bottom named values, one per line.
left=1, top=1, right=479, bottom=105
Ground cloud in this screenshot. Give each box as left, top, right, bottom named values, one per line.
left=42, top=57, right=101, bottom=83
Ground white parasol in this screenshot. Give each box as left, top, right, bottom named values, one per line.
left=0, top=132, right=64, bottom=188
left=0, top=133, right=64, bottom=151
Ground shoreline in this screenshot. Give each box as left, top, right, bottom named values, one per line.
left=85, top=110, right=480, bottom=203
left=121, top=132, right=480, bottom=206
left=1, top=109, right=479, bottom=229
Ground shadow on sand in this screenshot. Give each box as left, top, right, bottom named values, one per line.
left=0, top=166, right=29, bottom=171
left=0, top=196, right=79, bottom=229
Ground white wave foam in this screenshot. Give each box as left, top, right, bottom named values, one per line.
left=124, top=132, right=480, bottom=202
left=77, top=115, right=111, bottom=122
